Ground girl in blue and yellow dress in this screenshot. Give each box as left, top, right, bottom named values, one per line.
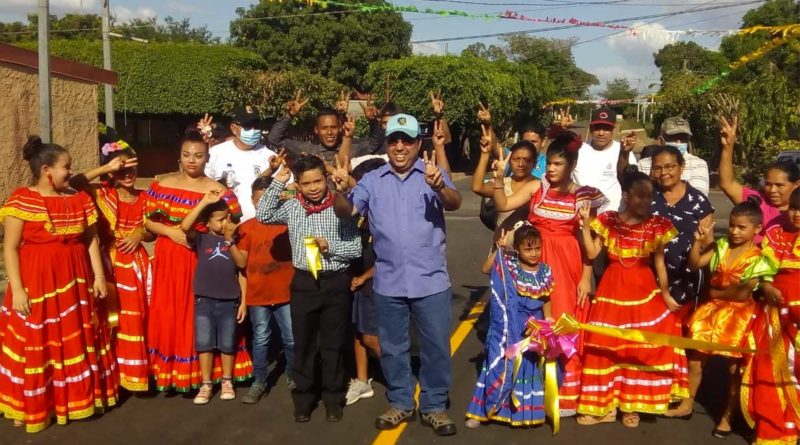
left=465, top=224, right=556, bottom=428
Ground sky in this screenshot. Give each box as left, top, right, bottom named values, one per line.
left=0, top=0, right=759, bottom=97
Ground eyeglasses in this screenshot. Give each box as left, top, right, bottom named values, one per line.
left=652, top=163, right=679, bottom=173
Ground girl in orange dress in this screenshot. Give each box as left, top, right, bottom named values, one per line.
left=144, top=131, right=251, bottom=392
left=672, top=197, right=773, bottom=438
left=70, top=139, right=152, bottom=392
left=0, top=137, right=119, bottom=433
left=576, top=168, right=687, bottom=428
left=493, top=131, right=607, bottom=416
left=742, top=188, right=800, bottom=445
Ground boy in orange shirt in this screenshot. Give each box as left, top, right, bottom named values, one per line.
left=238, top=176, right=295, bottom=404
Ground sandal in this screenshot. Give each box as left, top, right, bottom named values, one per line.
left=220, top=378, right=236, bottom=401
left=622, top=412, right=640, bottom=428
left=577, top=409, right=617, bottom=426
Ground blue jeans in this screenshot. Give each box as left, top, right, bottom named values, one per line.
left=374, top=288, right=452, bottom=413
left=249, top=304, right=294, bottom=384
left=195, top=296, right=237, bottom=354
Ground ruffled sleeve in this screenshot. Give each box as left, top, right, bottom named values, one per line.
left=0, top=188, right=49, bottom=224
left=742, top=253, right=779, bottom=285
left=589, top=211, right=613, bottom=239
left=144, top=181, right=164, bottom=222
left=649, top=215, right=677, bottom=248
left=78, top=191, right=98, bottom=227
left=575, top=186, right=608, bottom=212
left=222, top=189, right=242, bottom=222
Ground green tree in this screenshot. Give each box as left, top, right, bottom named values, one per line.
left=461, top=42, right=507, bottom=62
left=230, top=0, right=411, bottom=90
left=654, top=41, right=727, bottom=82
left=113, top=16, right=219, bottom=44
left=601, top=78, right=637, bottom=100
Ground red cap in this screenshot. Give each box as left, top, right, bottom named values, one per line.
left=590, top=107, right=616, bottom=126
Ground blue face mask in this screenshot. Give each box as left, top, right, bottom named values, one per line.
left=671, top=142, right=688, bottom=155
left=239, top=128, right=262, bottom=147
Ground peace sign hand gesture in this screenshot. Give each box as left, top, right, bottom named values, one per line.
left=197, top=113, right=214, bottom=143
left=432, top=119, right=446, bottom=150
left=287, top=90, right=309, bottom=117
left=577, top=201, right=592, bottom=224
left=492, top=149, right=510, bottom=180
left=275, top=159, right=292, bottom=183
left=332, top=156, right=352, bottom=193
left=558, top=106, right=573, bottom=128
left=423, top=150, right=444, bottom=191
left=430, top=91, right=444, bottom=116
left=622, top=131, right=637, bottom=153
left=105, top=156, right=138, bottom=174
left=343, top=115, right=356, bottom=139
left=359, top=94, right=378, bottom=121
left=335, top=90, right=349, bottom=115
left=479, top=125, right=493, bottom=154
left=494, top=228, right=509, bottom=250
left=477, top=102, right=492, bottom=126
left=269, top=148, right=288, bottom=171
left=694, top=220, right=715, bottom=244
left=719, top=115, right=738, bottom=151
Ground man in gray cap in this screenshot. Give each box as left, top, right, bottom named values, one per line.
left=637, top=116, right=709, bottom=195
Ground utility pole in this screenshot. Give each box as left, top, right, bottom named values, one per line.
left=102, top=0, right=115, bottom=128
left=37, top=0, right=52, bottom=143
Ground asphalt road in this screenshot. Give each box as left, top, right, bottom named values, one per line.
left=0, top=179, right=747, bottom=445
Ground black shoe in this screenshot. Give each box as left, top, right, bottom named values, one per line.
left=375, top=407, right=416, bottom=430
left=326, top=405, right=343, bottom=422
left=294, top=412, right=311, bottom=423
left=711, top=428, right=731, bottom=439
left=420, top=411, right=457, bottom=436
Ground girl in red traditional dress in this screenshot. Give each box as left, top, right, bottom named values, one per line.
left=493, top=131, right=607, bottom=416
left=0, top=136, right=119, bottom=432
left=575, top=167, right=687, bottom=428
left=669, top=197, right=773, bottom=438
left=742, top=188, right=800, bottom=445
left=70, top=137, right=152, bottom=392
left=144, top=130, right=251, bottom=392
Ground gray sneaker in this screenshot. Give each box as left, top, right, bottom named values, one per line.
left=241, top=382, right=267, bottom=404
left=421, top=411, right=457, bottom=436
left=345, top=378, right=374, bottom=405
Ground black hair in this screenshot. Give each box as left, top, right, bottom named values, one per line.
left=180, top=129, right=207, bottom=147
left=650, top=145, right=685, bottom=166
left=291, top=154, right=327, bottom=178
left=380, top=102, right=402, bottom=118
left=251, top=175, right=273, bottom=192
left=513, top=224, right=542, bottom=249
left=766, top=159, right=800, bottom=183
left=22, top=136, right=69, bottom=181
left=210, top=122, right=233, bottom=142
left=730, top=195, right=763, bottom=225
left=517, top=122, right=546, bottom=140
left=546, top=130, right=582, bottom=165
left=640, top=144, right=660, bottom=160
left=509, top=141, right=537, bottom=166
left=317, top=107, right=340, bottom=121
left=200, top=200, right=229, bottom=223
left=789, top=187, right=800, bottom=211
left=352, top=158, right=387, bottom=181
left=620, top=165, right=651, bottom=192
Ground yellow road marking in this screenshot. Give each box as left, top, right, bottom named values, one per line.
left=371, top=300, right=487, bottom=445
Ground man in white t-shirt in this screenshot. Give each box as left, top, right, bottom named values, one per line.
left=205, top=106, right=279, bottom=221
left=572, top=107, right=636, bottom=213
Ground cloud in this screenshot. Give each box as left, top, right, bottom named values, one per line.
left=0, top=0, right=99, bottom=17
left=166, top=0, right=201, bottom=15
left=607, top=22, right=674, bottom=67
left=112, top=6, right=157, bottom=22
left=412, top=42, right=444, bottom=56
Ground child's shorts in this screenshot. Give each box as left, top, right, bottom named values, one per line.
left=194, top=295, right=238, bottom=354
left=352, top=290, right=378, bottom=336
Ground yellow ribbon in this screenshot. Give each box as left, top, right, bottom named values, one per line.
left=543, top=358, right=560, bottom=435
left=552, top=314, right=760, bottom=354
left=304, top=236, right=322, bottom=279
left=767, top=307, right=800, bottom=418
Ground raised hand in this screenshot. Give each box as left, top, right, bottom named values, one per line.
left=577, top=200, right=592, bottom=223
left=335, top=90, right=349, bottom=115
left=694, top=220, right=716, bottom=244
left=223, top=215, right=238, bottom=241
left=287, top=90, right=309, bottom=117
left=197, top=113, right=214, bottom=142
left=423, top=150, right=444, bottom=191
left=201, top=189, right=222, bottom=205
left=558, top=106, right=573, bottom=128
left=494, top=228, right=508, bottom=250
left=332, top=156, right=352, bottom=193
left=359, top=94, right=378, bottom=121
left=275, top=159, right=292, bottom=183
left=719, top=115, right=738, bottom=150
left=479, top=125, right=492, bottom=154
left=343, top=115, right=356, bottom=139
left=622, top=131, right=637, bottom=153
left=430, top=90, right=444, bottom=116
left=477, top=101, right=492, bottom=126
left=492, top=149, right=510, bottom=179
left=105, top=156, right=138, bottom=173
left=432, top=119, right=446, bottom=150
left=269, top=148, right=288, bottom=171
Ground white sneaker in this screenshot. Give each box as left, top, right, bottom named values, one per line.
left=345, top=378, right=374, bottom=405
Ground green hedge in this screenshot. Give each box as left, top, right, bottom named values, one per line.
left=18, top=40, right=267, bottom=114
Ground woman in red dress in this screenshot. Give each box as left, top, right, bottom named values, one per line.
left=70, top=139, right=152, bottom=392
left=0, top=137, right=119, bottom=432
left=576, top=168, right=687, bottom=428
left=742, top=188, right=800, bottom=445
left=493, top=131, right=606, bottom=416
left=144, top=130, right=251, bottom=392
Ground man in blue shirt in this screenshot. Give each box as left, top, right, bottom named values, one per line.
left=333, top=114, right=461, bottom=436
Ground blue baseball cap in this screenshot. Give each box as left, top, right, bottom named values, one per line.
left=385, top=113, right=420, bottom=139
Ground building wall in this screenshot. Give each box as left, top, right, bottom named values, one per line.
left=0, top=62, right=99, bottom=204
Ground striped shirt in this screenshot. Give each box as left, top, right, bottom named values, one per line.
left=637, top=153, right=709, bottom=196
left=255, top=180, right=361, bottom=272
